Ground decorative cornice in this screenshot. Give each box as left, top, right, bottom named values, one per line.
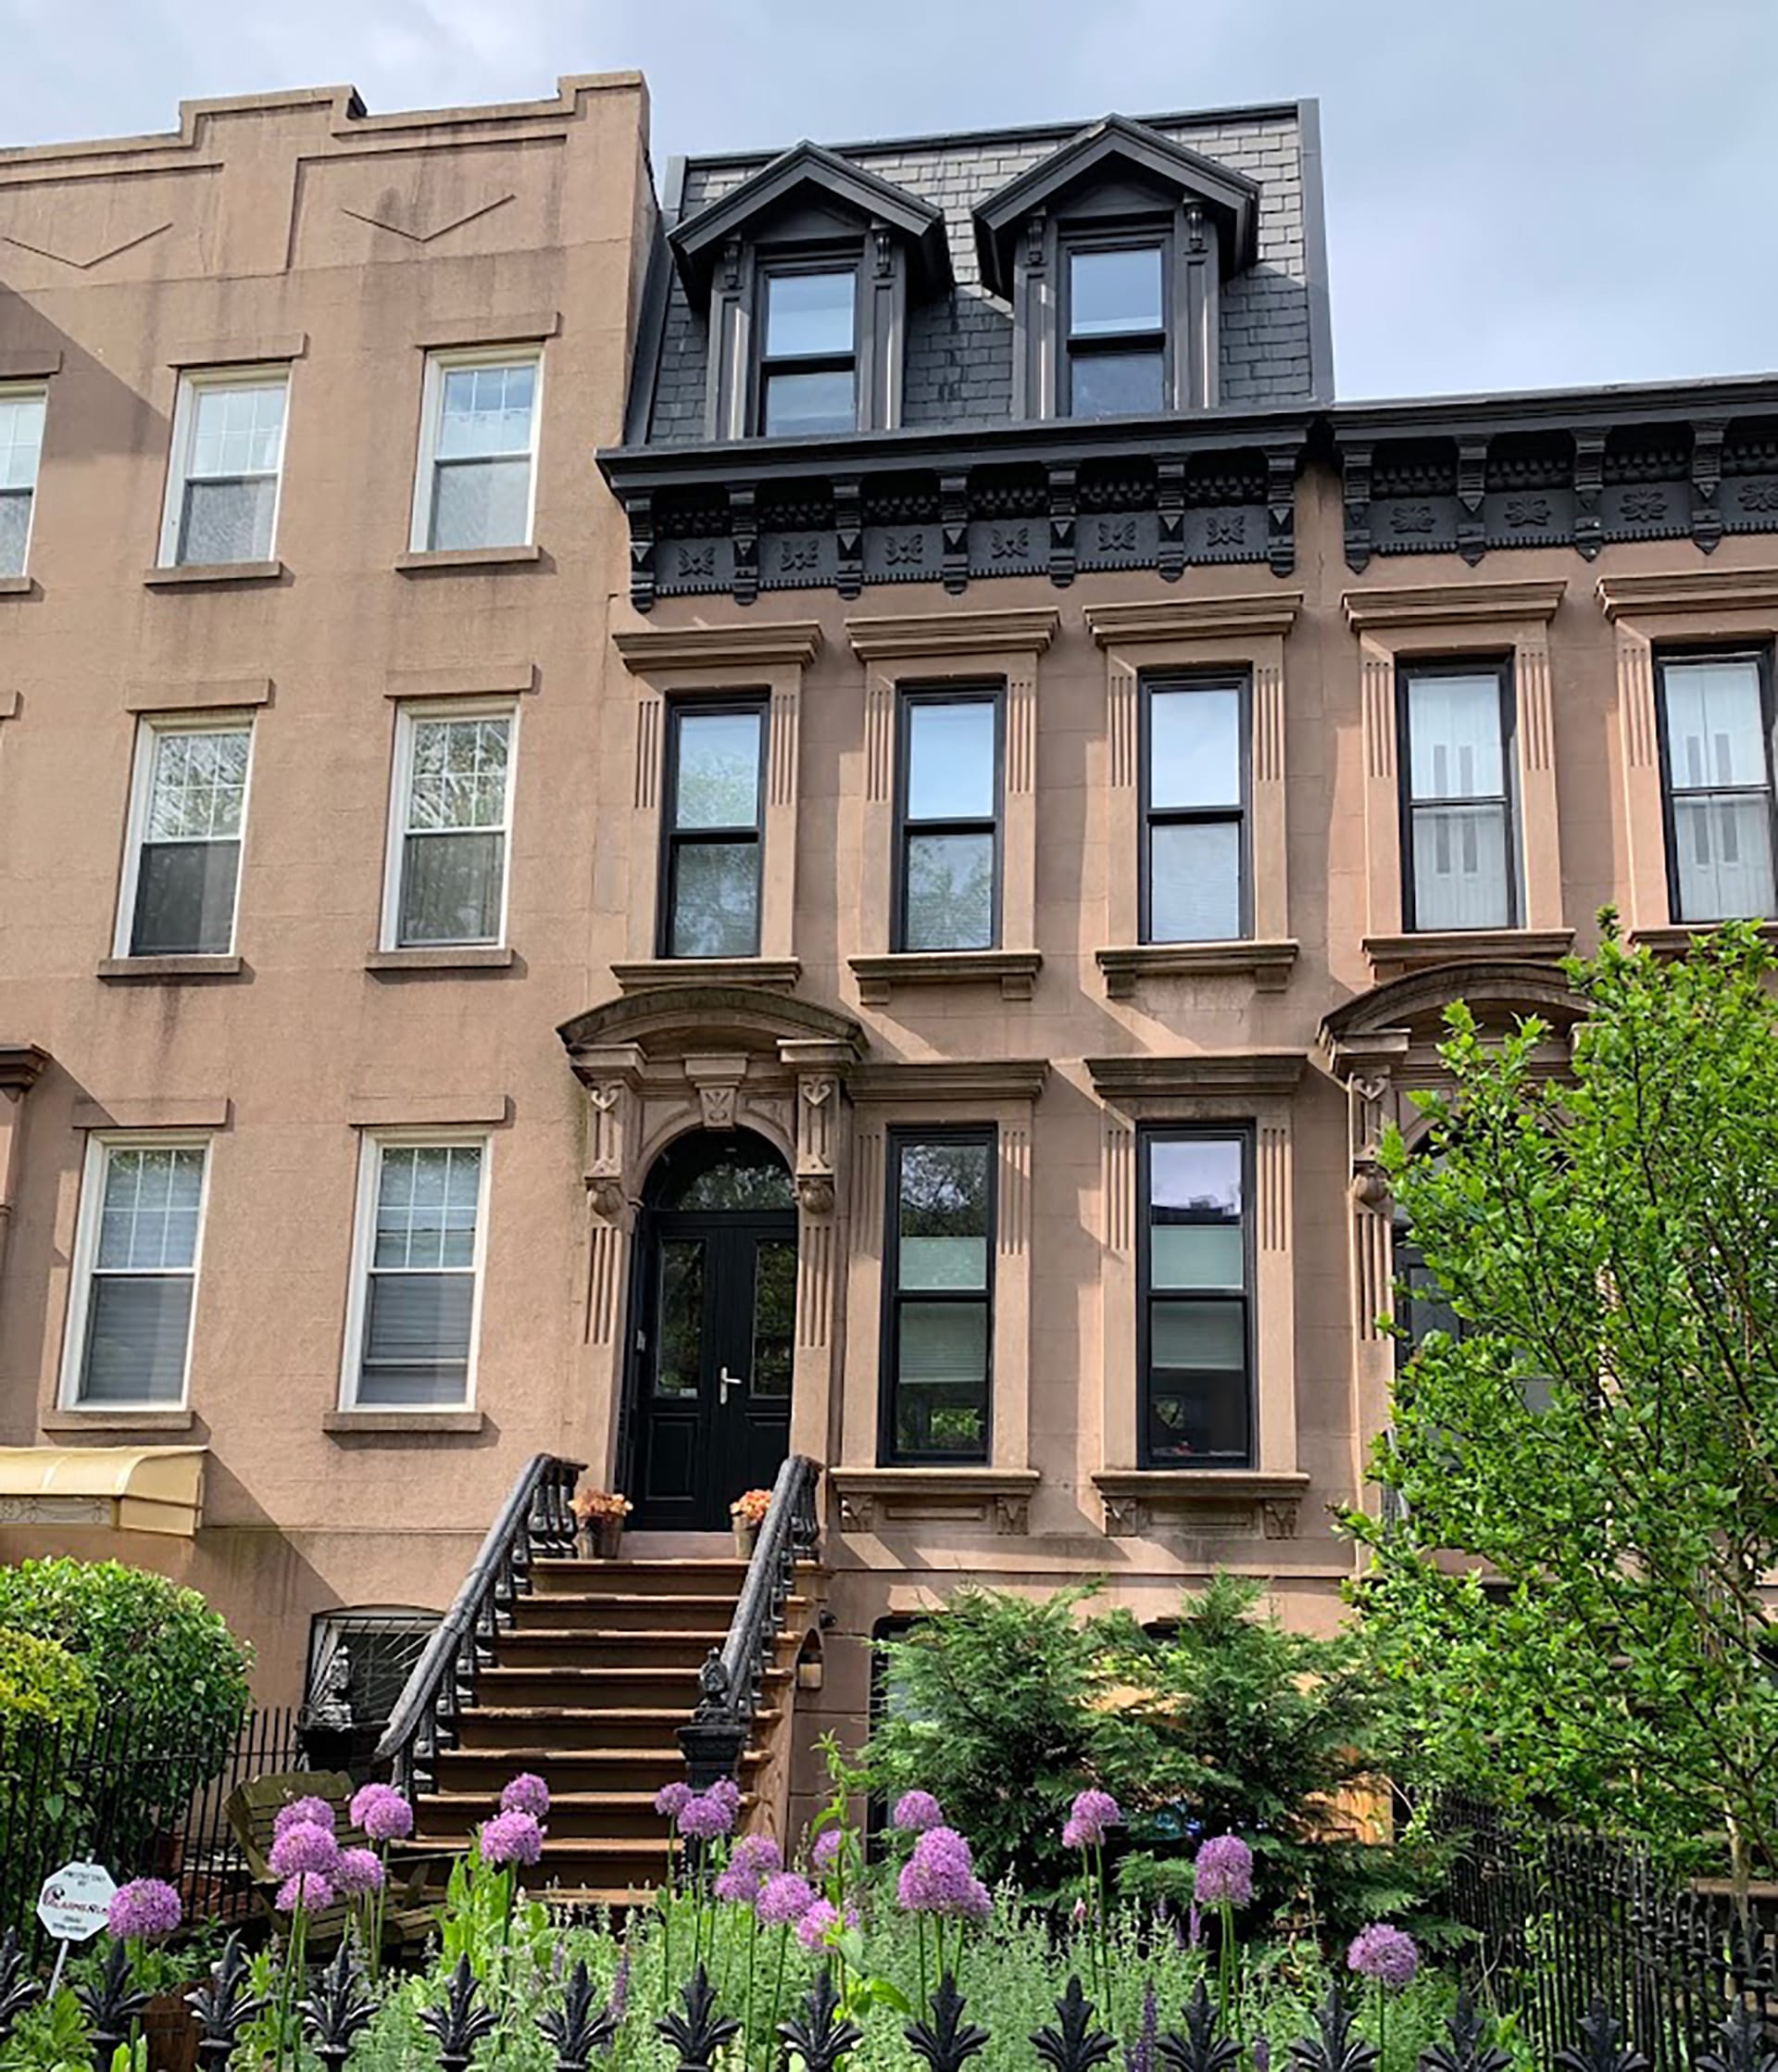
left=1363, top=928, right=1575, bottom=978
left=848, top=1060, right=1049, bottom=1103
left=1091, top=1468, right=1312, bottom=1541
left=1083, top=593, right=1303, bottom=645
left=612, top=622, right=823, bottom=672
left=831, top=1466, right=1040, bottom=1537
left=0, top=1044, right=49, bottom=1098
left=612, top=958, right=800, bottom=995
left=1086, top=1051, right=1306, bottom=1100
left=1342, top=579, right=1567, bottom=632
left=1596, top=568, right=1778, bottom=621
left=1096, top=940, right=1298, bottom=997
left=845, top=608, right=1059, bottom=660
left=849, top=950, right=1042, bottom=1004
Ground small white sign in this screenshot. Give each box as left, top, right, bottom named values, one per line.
left=36, top=1862, right=116, bottom=1943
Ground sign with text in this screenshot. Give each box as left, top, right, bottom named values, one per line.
left=36, top=1862, right=115, bottom=1943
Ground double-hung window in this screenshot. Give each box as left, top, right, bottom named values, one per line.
left=1656, top=652, right=1777, bottom=922
left=758, top=267, right=858, bottom=437
left=895, top=689, right=1001, bottom=952
left=160, top=368, right=288, bottom=567
left=883, top=1131, right=995, bottom=1464
left=63, top=1138, right=209, bottom=1408
left=1142, top=674, right=1247, bottom=941
left=413, top=351, right=541, bottom=552
left=119, top=717, right=253, bottom=957
left=346, top=1138, right=489, bottom=1408
left=0, top=386, right=45, bottom=578
left=660, top=701, right=766, bottom=958
left=386, top=707, right=515, bottom=948
left=1065, top=242, right=1165, bottom=419
left=1399, top=660, right=1516, bottom=931
left=1139, top=1129, right=1251, bottom=1466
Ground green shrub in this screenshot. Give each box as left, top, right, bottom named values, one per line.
left=0, top=1559, right=251, bottom=1750
left=0, top=1629, right=94, bottom=1732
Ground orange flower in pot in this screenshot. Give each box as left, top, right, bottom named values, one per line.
left=730, top=1488, right=771, bottom=1558
left=570, top=1484, right=632, bottom=1558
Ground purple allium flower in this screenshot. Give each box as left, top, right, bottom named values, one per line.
left=1193, top=1833, right=1254, bottom=1907
left=274, top=1795, right=336, bottom=1840
left=708, top=1777, right=743, bottom=1815
left=891, top=1789, right=944, bottom=1833
left=958, top=1877, right=993, bottom=1923
left=607, top=1950, right=630, bottom=2028
left=481, top=1810, right=545, bottom=1867
left=810, top=1827, right=844, bottom=1874
left=1347, top=1924, right=1420, bottom=1989
left=897, top=1827, right=983, bottom=1916
left=269, top=1820, right=340, bottom=1880
left=1065, top=1789, right=1122, bottom=1847
left=796, top=1898, right=842, bottom=1950
left=275, top=1872, right=334, bottom=1914
left=756, top=1872, right=816, bottom=1927
left=714, top=1833, right=782, bottom=1902
left=677, top=1792, right=734, bottom=1842
left=1125, top=1981, right=1158, bottom=2072
left=334, top=1848, right=384, bottom=1898
left=349, top=1783, right=413, bottom=1842
left=501, top=1772, right=550, bottom=1818
left=107, top=1878, right=182, bottom=1940
left=654, top=1781, right=694, bottom=1821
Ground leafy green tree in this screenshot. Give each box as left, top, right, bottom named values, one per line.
left=1346, top=923, right=1778, bottom=1887
left=0, top=1629, right=94, bottom=1731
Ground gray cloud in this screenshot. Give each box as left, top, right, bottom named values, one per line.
left=4, top=0, right=1773, bottom=400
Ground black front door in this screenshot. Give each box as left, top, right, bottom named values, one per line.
left=630, top=1133, right=797, bottom=1531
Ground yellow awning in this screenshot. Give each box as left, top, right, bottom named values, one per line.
left=0, top=1447, right=206, bottom=1538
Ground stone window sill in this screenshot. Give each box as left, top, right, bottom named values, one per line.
left=41, top=1408, right=195, bottom=1434
left=365, top=946, right=515, bottom=973
left=0, top=575, right=34, bottom=598
left=322, top=1409, right=485, bottom=1436
left=143, top=561, right=285, bottom=588
left=1092, top=1469, right=1310, bottom=1541
left=613, top=957, right=800, bottom=993
left=1631, top=922, right=1778, bottom=956
left=1363, top=927, right=1574, bottom=978
left=394, top=545, right=542, bottom=575
left=849, top=950, right=1041, bottom=1005
left=831, top=1466, right=1039, bottom=1535
left=1097, top=939, right=1298, bottom=998
left=97, top=955, right=244, bottom=983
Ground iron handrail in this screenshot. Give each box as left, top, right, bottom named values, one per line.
left=375, top=1450, right=583, bottom=1795
left=678, top=1452, right=820, bottom=1786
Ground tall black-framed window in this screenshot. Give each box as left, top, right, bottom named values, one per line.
left=1654, top=649, right=1778, bottom=923
left=882, top=1129, right=995, bottom=1465
left=659, top=698, right=767, bottom=958
left=895, top=686, right=1002, bottom=952
left=1141, top=672, right=1248, bottom=942
left=758, top=263, right=858, bottom=437
left=1398, top=659, right=1517, bottom=932
left=1138, top=1126, right=1252, bottom=1467
left=1063, top=238, right=1166, bottom=420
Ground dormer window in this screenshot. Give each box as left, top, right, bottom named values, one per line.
left=1066, top=243, right=1165, bottom=418
left=760, top=266, right=858, bottom=436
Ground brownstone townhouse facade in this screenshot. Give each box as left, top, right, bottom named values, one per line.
left=3, top=73, right=1778, bottom=1815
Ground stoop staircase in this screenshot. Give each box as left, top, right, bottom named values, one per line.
left=378, top=1458, right=821, bottom=1908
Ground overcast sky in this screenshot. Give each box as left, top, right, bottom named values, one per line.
left=2, top=0, right=1771, bottom=403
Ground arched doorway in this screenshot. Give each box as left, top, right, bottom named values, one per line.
left=627, top=1129, right=797, bottom=1531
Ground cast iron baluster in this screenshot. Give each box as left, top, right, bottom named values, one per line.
left=300, top=1942, right=376, bottom=2072
left=540, top=1961, right=620, bottom=2072
left=77, top=1941, right=151, bottom=2059
left=1033, top=1977, right=1117, bottom=2072
left=0, top=1930, right=39, bottom=2049
left=186, top=1937, right=267, bottom=2072
left=1698, top=2000, right=1778, bottom=2072
left=905, top=1975, right=990, bottom=2072
left=780, top=1966, right=862, bottom=2072
left=419, top=1956, right=500, bottom=2072
left=1554, top=1999, right=1649, bottom=2072
left=1157, top=1981, right=1239, bottom=2072
left=1285, top=1987, right=1376, bottom=2072
left=1417, top=1990, right=1509, bottom=2072
left=657, top=1965, right=739, bottom=2072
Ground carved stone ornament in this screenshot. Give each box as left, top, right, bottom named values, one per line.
left=698, top=1083, right=737, bottom=1130
left=1349, top=1159, right=1393, bottom=1212
left=1102, top=1495, right=1145, bottom=1538
left=795, top=1174, right=836, bottom=1216
left=586, top=1175, right=628, bottom=1221
left=994, top=1491, right=1031, bottom=1536
left=1261, top=1499, right=1300, bottom=1541
left=838, top=1491, right=875, bottom=1533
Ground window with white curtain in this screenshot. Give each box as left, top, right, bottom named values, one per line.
left=159, top=369, right=288, bottom=567
left=63, top=1139, right=209, bottom=1407
left=1657, top=653, right=1777, bottom=923
left=344, top=1138, right=489, bottom=1408
left=0, top=387, right=46, bottom=578
left=412, top=352, right=541, bottom=552
left=1400, top=662, right=1516, bottom=931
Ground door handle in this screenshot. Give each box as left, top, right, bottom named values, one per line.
left=719, top=1366, right=745, bottom=1406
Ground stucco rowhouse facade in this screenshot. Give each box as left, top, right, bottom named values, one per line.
left=5, top=71, right=1778, bottom=1783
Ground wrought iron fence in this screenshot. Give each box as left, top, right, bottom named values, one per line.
left=0, top=1706, right=305, bottom=1955
left=1434, top=1792, right=1778, bottom=2071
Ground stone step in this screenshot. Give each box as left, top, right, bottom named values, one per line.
left=432, top=1746, right=765, bottom=1798
left=452, top=1705, right=781, bottom=1753
left=418, top=1789, right=756, bottom=1842
left=529, top=1558, right=750, bottom=1597
left=473, top=1663, right=788, bottom=1711
left=510, top=1594, right=742, bottom=1635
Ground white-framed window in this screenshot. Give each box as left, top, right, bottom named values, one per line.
left=410, top=349, right=542, bottom=553
left=342, top=1135, right=491, bottom=1410
left=382, top=703, right=517, bottom=948
left=60, top=1136, right=210, bottom=1409
left=116, top=715, right=254, bottom=958
left=0, top=385, right=46, bottom=579
left=157, top=367, right=289, bottom=568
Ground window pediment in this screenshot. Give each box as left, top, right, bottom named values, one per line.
left=558, top=984, right=865, bottom=1074
left=1320, top=960, right=1585, bottom=1053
